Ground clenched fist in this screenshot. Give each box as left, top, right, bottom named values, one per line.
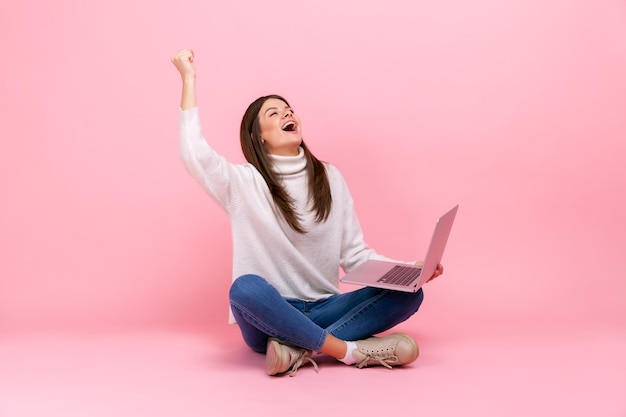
left=171, top=49, right=196, bottom=81
left=171, top=49, right=197, bottom=110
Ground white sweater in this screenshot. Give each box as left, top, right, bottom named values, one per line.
left=179, top=108, right=397, bottom=321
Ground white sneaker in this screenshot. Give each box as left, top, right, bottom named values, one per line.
left=353, top=333, right=419, bottom=369
left=266, top=338, right=319, bottom=377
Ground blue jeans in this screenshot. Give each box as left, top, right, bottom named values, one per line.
left=229, top=274, right=424, bottom=353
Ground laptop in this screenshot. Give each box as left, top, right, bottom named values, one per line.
left=340, top=205, right=458, bottom=292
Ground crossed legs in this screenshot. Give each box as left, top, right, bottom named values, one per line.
left=229, top=274, right=424, bottom=369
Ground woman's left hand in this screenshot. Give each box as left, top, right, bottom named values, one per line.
left=415, top=262, right=443, bottom=283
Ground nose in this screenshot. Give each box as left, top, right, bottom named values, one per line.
left=283, top=109, right=292, bottom=118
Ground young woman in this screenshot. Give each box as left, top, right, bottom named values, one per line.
left=171, top=49, right=444, bottom=377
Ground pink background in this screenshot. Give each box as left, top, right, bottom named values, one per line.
left=1, top=0, right=625, bottom=416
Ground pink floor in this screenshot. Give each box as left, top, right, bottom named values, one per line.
left=1, top=317, right=624, bottom=416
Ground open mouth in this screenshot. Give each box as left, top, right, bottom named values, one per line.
left=281, top=121, right=297, bottom=132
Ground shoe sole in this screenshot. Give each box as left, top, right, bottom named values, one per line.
left=266, top=338, right=282, bottom=376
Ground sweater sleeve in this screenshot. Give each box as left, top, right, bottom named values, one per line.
left=336, top=168, right=408, bottom=272
left=178, top=107, right=240, bottom=211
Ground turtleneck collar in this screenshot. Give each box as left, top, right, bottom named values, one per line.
left=268, top=146, right=306, bottom=176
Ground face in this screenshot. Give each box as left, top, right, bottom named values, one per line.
left=258, top=98, right=302, bottom=156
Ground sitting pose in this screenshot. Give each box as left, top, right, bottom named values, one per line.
left=171, top=49, right=444, bottom=377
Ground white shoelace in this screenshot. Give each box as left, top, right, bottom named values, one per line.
left=355, top=353, right=399, bottom=369
left=288, top=352, right=319, bottom=377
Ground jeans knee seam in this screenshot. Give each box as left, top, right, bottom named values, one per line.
left=230, top=300, right=326, bottom=351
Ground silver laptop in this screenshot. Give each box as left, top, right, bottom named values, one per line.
left=340, top=205, right=458, bottom=292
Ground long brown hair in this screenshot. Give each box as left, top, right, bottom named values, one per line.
left=240, top=95, right=332, bottom=233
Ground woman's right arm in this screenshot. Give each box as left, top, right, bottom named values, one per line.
left=172, top=49, right=239, bottom=210
left=171, top=49, right=198, bottom=110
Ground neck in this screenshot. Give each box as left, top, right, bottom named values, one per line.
left=269, top=147, right=300, bottom=157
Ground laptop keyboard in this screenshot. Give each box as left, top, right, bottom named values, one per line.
left=377, top=265, right=422, bottom=286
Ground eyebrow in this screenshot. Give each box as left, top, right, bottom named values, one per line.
left=264, top=105, right=291, bottom=115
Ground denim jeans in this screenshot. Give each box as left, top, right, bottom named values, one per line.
left=229, top=274, right=424, bottom=353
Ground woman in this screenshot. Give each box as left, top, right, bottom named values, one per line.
left=171, top=49, right=444, bottom=377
